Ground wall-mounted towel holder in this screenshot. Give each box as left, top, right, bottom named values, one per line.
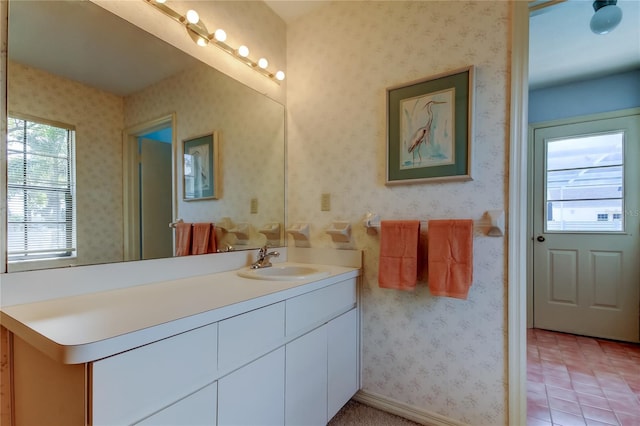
left=286, top=223, right=310, bottom=247
left=216, top=217, right=233, bottom=233
left=259, top=222, right=281, bottom=246
left=169, top=219, right=184, bottom=228
left=362, top=210, right=505, bottom=237
left=326, top=221, right=351, bottom=243
left=171, top=218, right=233, bottom=233
left=228, top=222, right=251, bottom=245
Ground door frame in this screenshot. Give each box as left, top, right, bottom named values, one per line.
left=508, top=2, right=530, bottom=425
left=122, top=114, right=177, bottom=261
left=527, top=107, right=640, bottom=331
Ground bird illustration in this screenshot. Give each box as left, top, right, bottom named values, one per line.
left=407, top=100, right=446, bottom=164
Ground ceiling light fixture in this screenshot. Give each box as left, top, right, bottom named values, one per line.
left=145, top=0, right=285, bottom=83
left=590, top=0, right=623, bottom=35
left=237, top=45, right=250, bottom=58
left=214, top=29, right=227, bottom=42
left=185, top=9, right=200, bottom=25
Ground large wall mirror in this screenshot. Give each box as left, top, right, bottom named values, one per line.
left=5, top=0, right=285, bottom=272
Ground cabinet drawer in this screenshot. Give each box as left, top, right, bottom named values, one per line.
left=136, top=382, right=217, bottom=425
left=218, top=302, right=285, bottom=371
left=92, top=323, right=218, bottom=426
left=286, top=278, right=356, bottom=335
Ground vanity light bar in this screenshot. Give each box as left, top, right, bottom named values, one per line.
left=143, top=0, right=285, bottom=83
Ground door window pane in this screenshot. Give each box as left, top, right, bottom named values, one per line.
left=545, top=132, right=624, bottom=232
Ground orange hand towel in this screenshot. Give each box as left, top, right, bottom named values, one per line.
left=378, top=220, right=421, bottom=291
left=427, top=219, right=473, bottom=299
left=175, top=222, right=192, bottom=256
left=192, top=223, right=212, bottom=255
left=208, top=224, right=217, bottom=254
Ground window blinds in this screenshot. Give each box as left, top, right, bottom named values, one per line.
left=6, top=116, right=77, bottom=260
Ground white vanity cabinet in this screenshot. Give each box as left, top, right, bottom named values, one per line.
left=284, top=278, right=359, bottom=425
left=327, top=308, right=359, bottom=420
left=137, top=383, right=218, bottom=426
left=8, top=273, right=360, bottom=426
left=285, top=308, right=359, bottom=426
left=286, top=325, right=328, bottom=425
left=11, top=322, right=219, bottom=426
left=217, top=302, right=286, bottom=426
left=92, top=322, right=219, bottom=425
left=218, top=348, right=286, bottom=425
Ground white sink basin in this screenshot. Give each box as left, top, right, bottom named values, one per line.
left=237, top=265, right=329, bottom=281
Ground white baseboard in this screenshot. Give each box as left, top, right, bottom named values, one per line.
left=353, top=390, right=467, bottom=426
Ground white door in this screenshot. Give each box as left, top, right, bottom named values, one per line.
left=140, top=138, right=173, bottom=260
left=532, top=113, right=640, bottom=342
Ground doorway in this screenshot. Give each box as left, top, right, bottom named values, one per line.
left=123, top=114, right=177, bottom=261
left=514, top=1, right=640, bottom=424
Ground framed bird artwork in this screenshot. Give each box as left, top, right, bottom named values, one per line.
left=386, top=66, right=475, bottom=185
left=183, top=131, right=220, bottom=200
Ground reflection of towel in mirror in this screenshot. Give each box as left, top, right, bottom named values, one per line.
left=192, top=223, right=215, bottom=255
left=427, top=219, right=474, bottom=300
left=378, top=220, right=421, bottom=291
left=208, top=224, right=217, bottom=254
left=175, top=222, right=192, bottom=256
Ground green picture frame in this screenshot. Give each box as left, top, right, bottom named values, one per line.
left=183, top=132, right=219, bottom=200
left=386, top=66, right=474, bottom=185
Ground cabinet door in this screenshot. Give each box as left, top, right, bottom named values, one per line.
left=92, top=323, right=218, bottom=425
left=285, top=326, right=327, bottom=426
left=218, top=347, right=285, bottom=426
left=137, top=382, right=217, bottom=425
left=327, top=308, right=359, bottom=420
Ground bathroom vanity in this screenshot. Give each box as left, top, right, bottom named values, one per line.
left=1, top=249, right=361, bottom=425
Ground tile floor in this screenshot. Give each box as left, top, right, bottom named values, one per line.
left=527, top=328, right=640, bottom=426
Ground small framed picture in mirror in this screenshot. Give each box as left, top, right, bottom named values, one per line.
left=183, top=132, right=220, bottom=200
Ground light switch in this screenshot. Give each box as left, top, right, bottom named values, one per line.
left=250, top=198, right=258, bottom=214
left=321, top=193, right=331, bottom=211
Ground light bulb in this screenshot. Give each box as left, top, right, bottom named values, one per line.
left=590, top=1, right=623, bottom=34
left=214, top=29, right=227, bottom=42
left=258, top=58, right=269, bottom=69
left=155, top=0, right=167, bottom=3
left=275, top=71, right=285, bottom=81
left=238, top=45, right=249, bottom=57
left=185, top=9, right=199, bottom=24
left=197, top=37, right=208, bottom=47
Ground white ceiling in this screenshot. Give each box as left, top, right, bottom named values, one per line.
left=264, top=0, right=326, bottom=23
left=266, top=0, right=640, bottom=90
left=8, top=1, right=639, bottom=95
left=529, top=0, right=640, bottom=89
left=8, top=0, right=201, bottom=96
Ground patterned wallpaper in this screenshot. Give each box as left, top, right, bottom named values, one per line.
left=124, top=62, right=285, bottom=248
left=7, top=61, right=125, bottom=268
left=287, top=1, right=510, bottom=424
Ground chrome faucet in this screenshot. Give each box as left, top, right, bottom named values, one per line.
left=250, top=245, right=280, bottom=269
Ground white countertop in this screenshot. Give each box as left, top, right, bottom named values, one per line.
left=1, top=262, right=359, bottom=364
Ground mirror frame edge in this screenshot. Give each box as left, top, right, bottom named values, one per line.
left=1, top=0, right=7, bottom=275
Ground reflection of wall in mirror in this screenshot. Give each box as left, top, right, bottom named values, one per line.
left=123, top=62, right=285, bottom=247
left=8, top=61, right=124, bottom=269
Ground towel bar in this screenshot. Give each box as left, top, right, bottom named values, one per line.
left=362, top=210, right=504, bottom=237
